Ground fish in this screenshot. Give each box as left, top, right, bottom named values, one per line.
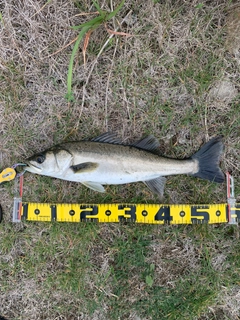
left=25, top=133, right=225, bottom=197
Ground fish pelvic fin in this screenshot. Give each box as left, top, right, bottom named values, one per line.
left=191, top=136, right=225, bottom=183
left=82, top=181, right=105, bottom=192
left=144, top=177, right=166, bottom=197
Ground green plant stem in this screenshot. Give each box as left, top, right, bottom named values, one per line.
left=67, top=0, right=125, bottom=101
left=67, top=26, right=90, bottom=101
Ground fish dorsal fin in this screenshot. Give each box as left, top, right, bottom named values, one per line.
left=131, top=135, right=160, bottom=154
left=91, top=132, right=122, bottom=144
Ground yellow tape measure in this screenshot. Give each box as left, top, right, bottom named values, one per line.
left=18, top=202, right=239, bottom=224
left=10, top=172, right=238, bottom=225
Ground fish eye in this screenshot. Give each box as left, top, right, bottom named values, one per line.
left=36, top=155, right=45, bottom=164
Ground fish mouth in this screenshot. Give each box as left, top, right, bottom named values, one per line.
left=25, top=161, right=42, bottom=173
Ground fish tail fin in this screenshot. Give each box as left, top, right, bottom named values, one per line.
left=191, top=136, right=225, bottom=183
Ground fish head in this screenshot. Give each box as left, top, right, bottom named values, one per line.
left=25, top=148, right=73, bottom=176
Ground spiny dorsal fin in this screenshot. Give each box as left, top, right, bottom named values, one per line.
left=91, top=132, right=122, bottom=144
left=131, top=135, right=160, bottom=154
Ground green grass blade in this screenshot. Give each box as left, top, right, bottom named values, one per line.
left=71, top=15, right=104, bottom=30
left=105, top=0, right=125, bottom=21
left=66, top=26, right=89, bottom=101
left=92, top=0, right=104, bottom=16
left=0, top=12, right=4, bottom=25
left=67, top=0, right=125, bottom=101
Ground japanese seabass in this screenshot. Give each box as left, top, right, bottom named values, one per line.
left=25, top=133, right=224, bottom=196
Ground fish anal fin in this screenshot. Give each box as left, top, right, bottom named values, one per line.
left=144, top=177, right=166, bottom=197
left=82, top=181, right=105, bottom=193
left=131, top=135, right=160, bottom=154
left=70, top=162, right=98, bottom=173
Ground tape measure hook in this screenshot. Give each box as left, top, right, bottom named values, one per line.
left=226, top=172, right=238, bottom=225
left=226, top=172, right=235, bottom=199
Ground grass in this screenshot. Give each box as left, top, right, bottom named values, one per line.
left=0, top=0, right=240, bottom=319
left=66, top=0, right=125, bottom=101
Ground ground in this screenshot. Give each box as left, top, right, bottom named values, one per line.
left=0, top=0, right=240, bottom=319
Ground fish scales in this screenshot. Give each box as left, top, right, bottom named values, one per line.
left=25, top=133, right=225, bottom=196
left=58, top=141, right=197, bottom=184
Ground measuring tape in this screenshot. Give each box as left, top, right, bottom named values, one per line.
left=17, top=202, right=239, bottom=224
left=1, top=166, right=238, bottom=225
left=9, top=172, right=239, bottom=225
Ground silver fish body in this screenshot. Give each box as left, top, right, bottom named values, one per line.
left=25, top=133, right=224, bottom=196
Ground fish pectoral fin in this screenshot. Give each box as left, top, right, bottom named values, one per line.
left=144, top=177, right=166, bottom=197
left=70, top=162, right=98, bottom=173
left=82, top=181, right=105, bottom=193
